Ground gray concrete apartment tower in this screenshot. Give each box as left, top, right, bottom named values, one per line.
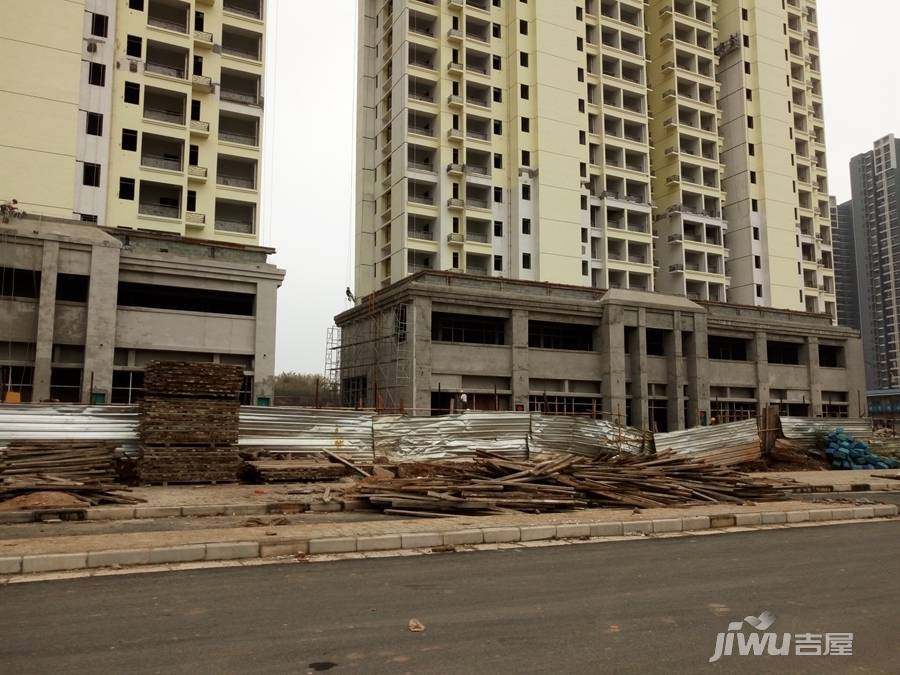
left=834, top=134, right=900, bottom=390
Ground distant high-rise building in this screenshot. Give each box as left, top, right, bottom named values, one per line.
left=830, top=196, right=860, bottom=330
left=354, top=0, right=835, bottom=319
left=838, top=134, right=900, bottom=389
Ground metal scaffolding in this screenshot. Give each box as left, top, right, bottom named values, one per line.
left=326, top=294, right=411, bottom=411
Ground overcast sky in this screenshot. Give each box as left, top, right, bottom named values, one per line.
left=262, top=0, right=900, bottom=375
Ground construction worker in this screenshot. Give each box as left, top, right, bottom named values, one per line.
left=1, top=198, right=18, bottom=223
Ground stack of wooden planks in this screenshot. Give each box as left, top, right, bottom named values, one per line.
left=0, top=441, right=117, bottom=483
left=352, top=450, right=799, bottom=517
left=143, top=362, right=244, bottom=398
left=246, top=459, right=349, bottom=482
left=0, top=475, right=142, bottom=506
left=138, top=362, right=243, bottom=484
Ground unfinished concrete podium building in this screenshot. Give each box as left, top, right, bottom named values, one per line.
left=335, top=272, right=864, bottom=430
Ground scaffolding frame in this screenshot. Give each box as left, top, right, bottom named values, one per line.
left=326, top=292, right=411, bottom=411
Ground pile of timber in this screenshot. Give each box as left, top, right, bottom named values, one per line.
left=0, top=441, right=117, bottom=483
left=352, top=450, right=799, bottom=517
left=246, top=459, right=349, bottom=482
left=0, top=475, right=142, bottom=506
left=142, top=361, right=244, bottom=398
left=138, top=362, right=243, bottom=484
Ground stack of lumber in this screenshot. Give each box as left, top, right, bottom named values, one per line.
left=0, top=475, right=141, bottom=506
left=352, top=450, right=799, bottom=517
left=143, top=362, right=244, bottom=398
left=139, top=398, right=239, bottom=446
left=138, top=362, right=243, bottom=484
left=246, top=459, right=349, bottom=482
left=0, top=441, right=117, bottom=483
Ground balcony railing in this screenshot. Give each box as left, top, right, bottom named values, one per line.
left=185, top=211, right=206, bottom=225
left=467, top=231, right=490, bottom=243
left=188, top=165, right=208, bottom=178
left=145, top=61, right=186, bottom=79
left=190, top=119, right=210, bottom=133
left=215, top=218, right=254, bottom=233
left=194, top=30, right=214, bottom=45
left=220, top=89, right=258, bottom=105
left=139, top=203, right=180, bottom=219
left=217, top=174, right=254, bottom=189
left=408, top=228, right=434, bottom=241
left=192, top=74, right=214, bottom=90
left=144, top=108, right=185, bottom=125
left=223, top=4, right=262, bottom=20
left=409, top=263, right=432, bottom=273
left=408, top=161, right=435, bottom=173
left=222, top=46, right=261, bottom=61
left=148, top=17, right=188, bottom=33
left=141, top=154, right=182, bottom=171
left=219, top=130, right=257, bottom=146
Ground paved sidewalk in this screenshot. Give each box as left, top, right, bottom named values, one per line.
left=1, top=499, right=896, bottom=576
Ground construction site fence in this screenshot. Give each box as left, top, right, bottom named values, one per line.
left=0, top=405, right=872, bottom=465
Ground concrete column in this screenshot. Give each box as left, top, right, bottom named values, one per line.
left=753, top=330, right=770, bottom=416
left=666, top=311, right=686, bottom=430
left=631, top=310, right=649, bottom=430
left=845, top=337, right=867, bottom=417
left=685, top=312, right=710, bottom=426
left=600, top=304, right=626, bottom=423
left=511, top=309, right=529, bottom=410
left=32, top=241, right=59, bottom=402
left=806, top=336, right=822, bottom=416
left=253, top=279, right=279, bottom=404
left=412, top=296, right=432, bottom=415
left=81, top=244, right=119, bottom=404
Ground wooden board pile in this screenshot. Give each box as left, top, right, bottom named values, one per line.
left=138, top=362, right=243, bottom=483
left=352, top=450, right=799, bottom=517
left=0, top=476, right=142, bottom=507
left=246, top=459, right=349, bottom=482
left=0, top=441, right=117, bottom=483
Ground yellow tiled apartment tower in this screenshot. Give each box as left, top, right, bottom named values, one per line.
left=1, top=0, right=265, bottom=244
left=354, top=0, right=835, bottom=319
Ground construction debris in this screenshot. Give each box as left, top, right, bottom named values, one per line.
left=138, top=362, right=243, bottom=484
left=654, top=419, right=762, bottom=466
left=0, top=441, right=118, bottom=483
left=351, top=450, right=798, bottom=516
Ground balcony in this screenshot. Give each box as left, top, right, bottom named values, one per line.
left=185, top=211, right=206, bottom=226
left=140, top=133, right=184, bottom=172
left=215, top=198, right=255, bottom=234
left=189, top=119, right=210, bottom=136
left=447, top=232, right=464, bottom=243
left=192, top=73, right=214, bottom=92
left=408, top=215, right=435, bottom=241
left=145, top=40, right=188, bottom=80
left=193, top=30, right=214, bottom=48
left=447, top=198, right=465, bottom=210
left=223, top=0, right=262, bottom=20
left=143, top=86, right=186, bottom=125
left=409, top=44, right=436, bottom=71
left=217, top=155, right=257, bottom=190
left=147, top=0, right=189, bottom=34
left=138, top=180, right=182, bottom=220
left=222, top=24, right=262, bottom=62
left=408, top=250, right=433, bottom=274
left=408, top=179, right=436, bottom=206
left=218, top=111, right=259, bottom=146
left=188, top=165, right=208, bottom=181
left=220, top=69, right=261, bottom=105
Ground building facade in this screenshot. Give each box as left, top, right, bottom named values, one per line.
left=2, top=0, right=265, bottom=242
left=354, top=0, right=835, bottom=318
left=0, top=214, right=283, bottom=404
left=830, top=195, right=860, bottom=330
left=335, top=272, right=865, bottom=428
left=836, top=134, right=900, bottom=390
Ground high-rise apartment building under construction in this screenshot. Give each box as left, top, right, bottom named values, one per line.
left=354, top=0, right=835, bottom=317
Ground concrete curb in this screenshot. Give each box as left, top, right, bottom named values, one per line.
left=2, top=504, right=896, bottom=577
left=0, top=500, right=373, bottom=525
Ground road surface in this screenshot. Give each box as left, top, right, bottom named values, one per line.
left=1, top=521, right=897, bottom=674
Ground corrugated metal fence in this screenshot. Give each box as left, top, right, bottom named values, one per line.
left=0, top=404, right=873, bottom=464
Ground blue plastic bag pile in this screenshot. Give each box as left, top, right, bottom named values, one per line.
left=825, top=428, right=900, bottom=470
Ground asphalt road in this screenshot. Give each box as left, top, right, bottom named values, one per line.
left=1, top=522, right=897, bottom=675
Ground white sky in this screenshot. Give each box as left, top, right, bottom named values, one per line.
left=262, top=0, right=900, bottom=375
